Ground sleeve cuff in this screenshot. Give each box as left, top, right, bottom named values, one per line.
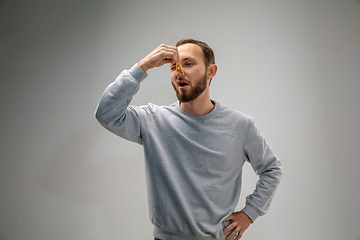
left=128, top=63, right=148, bottom=83
left=241, top=204, right=260, bottom=223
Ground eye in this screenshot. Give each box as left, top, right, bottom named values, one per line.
left=186, top=62, right=193, bottom=66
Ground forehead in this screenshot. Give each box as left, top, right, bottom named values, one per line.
left=178, top=43, right=204, bottom=60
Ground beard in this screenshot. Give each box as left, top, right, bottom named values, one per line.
left=172, top=73, right=207, bottom=103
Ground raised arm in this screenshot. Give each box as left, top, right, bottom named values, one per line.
left=95, top=44, right=179, bottom=143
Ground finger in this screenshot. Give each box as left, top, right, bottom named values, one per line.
left=160, top=45, right=178, bottom=63
left=222, top=222, right=235, bottom=235
left=163, top=57, right=174, bottom=63
left=162, top=49, right=178, bottom=65
left=222, top=215, right=233, bottom=223
left=161, top=44, right=177, bottom=54
left=226, top=227, right=238, bottom=240
left=175, top=47, right=180, bottom=62
left=235, top=230, right=243, bottom=240
left=155, top=44, right=176, bottom=58
left=170, top=47, right=179, bottom=64
left=153, top=50, right=177, bottom=67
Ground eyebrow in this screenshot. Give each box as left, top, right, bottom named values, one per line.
left=181, top=57, right=196, bottom=62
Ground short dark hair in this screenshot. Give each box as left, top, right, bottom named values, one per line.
left=176, top=39, right=215, bottom=67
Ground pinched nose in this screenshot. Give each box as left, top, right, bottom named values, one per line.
left=176, top=68, right=185, bottom=77
left=176, top=62, right=185, bottom=76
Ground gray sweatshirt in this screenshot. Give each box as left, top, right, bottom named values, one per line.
left=95, top=64, right=282, bottom=240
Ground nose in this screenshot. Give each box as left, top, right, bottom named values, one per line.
left=176, top=69, right=183, bottom=78
left=176, top=62, right=185, bottom=76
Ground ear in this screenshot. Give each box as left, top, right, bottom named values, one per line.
left=206, top=64, right=218, bottom=80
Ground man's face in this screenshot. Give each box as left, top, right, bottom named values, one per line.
left=170, top=43, right=208, bottom=103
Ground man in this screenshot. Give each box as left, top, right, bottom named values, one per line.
left=95, top=39, right=282, bottom=240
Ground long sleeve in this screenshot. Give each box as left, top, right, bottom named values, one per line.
left=241, top=118, right=282, bottom=222
left=95, top=64, right=152, bottom=144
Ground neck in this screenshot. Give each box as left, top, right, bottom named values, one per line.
left=179, top=90, right=214, bottom=115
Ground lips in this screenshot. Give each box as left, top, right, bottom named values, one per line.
left=177, top=80, right=189, bottom=90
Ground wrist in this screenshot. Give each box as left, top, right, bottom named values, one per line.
left=137, top=59, right=150, bottom=73
left=240, top=205, right=258, bottom=223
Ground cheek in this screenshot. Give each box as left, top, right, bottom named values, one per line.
left=170, top=71, right=176, bottom=79
left=187, top=66, right=204, bottom=77
left=188, top=70, right=201, bottom=79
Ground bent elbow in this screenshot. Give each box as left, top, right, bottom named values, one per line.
left=94, top=105, right=108, bottom=126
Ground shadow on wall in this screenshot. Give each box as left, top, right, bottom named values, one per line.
left=42, top=125, right=145, bottom=238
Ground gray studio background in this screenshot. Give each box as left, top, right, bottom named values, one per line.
left=1, top=0, right=360, bottom=239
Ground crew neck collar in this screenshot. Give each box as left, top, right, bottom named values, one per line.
left=175, top=100, right=220, bottom=120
